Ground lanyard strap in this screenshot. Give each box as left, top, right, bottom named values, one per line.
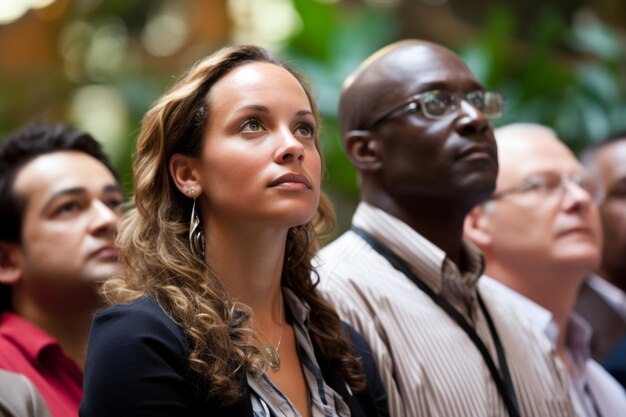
left=352, top=226, right=521, bottom=417
left=584, top=383, right=605, bottom=417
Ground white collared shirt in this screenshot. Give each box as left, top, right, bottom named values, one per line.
left=481, top=277, right=626, bottom=417
left=316, top=202, right=577, bottom=417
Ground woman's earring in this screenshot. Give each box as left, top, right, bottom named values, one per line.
left=188, top=188, right=205, bottom=259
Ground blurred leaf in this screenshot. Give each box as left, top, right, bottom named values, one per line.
left=568, top=21, right=621, bottom=61
left=575, top=63, right=620, bottom=103
left=461, top=5, right=516, bottom=87
left=460, top=3, right=626, bottom=151
left=289, top=0, right=336, bottom=60
left=609, top=106, right=626, bottom=133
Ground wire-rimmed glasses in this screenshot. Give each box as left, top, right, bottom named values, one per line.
left=364, top=90, right=504, bottom=129
left=491, top=171, right=605, bottom=207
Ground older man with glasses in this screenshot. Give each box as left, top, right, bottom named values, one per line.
left=316, top=40, right=578, bottom=417
left=465, top=123, right=626, bottom=417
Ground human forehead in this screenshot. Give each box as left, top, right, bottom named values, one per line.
left=378, top=45, right=482, bottom=93
left=13, top=151, right=118, bottom=210
left=594, top=140, right=626, bottom=183
left=209, top=62, right=312, bottom=109
left=496, top=133, right=582, bottom=186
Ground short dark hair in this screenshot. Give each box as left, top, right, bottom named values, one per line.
left=0, top=123, right=119, bottom=311
left=0, top=123, right=118, bottom=244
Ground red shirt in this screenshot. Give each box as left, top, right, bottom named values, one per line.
left=0, top=312, right=83, bottom=417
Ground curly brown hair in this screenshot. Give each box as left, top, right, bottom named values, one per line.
left=102, top=45, right=365, bottom=403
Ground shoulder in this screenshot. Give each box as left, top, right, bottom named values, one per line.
left=586, top=359, right=626, bottom=411
left=94, top=295, right=172, bottom=323
left=316, top=233, right=413, bottom=326
left=87, top=296, right=189, bottom=371
left=316, top=231, right=390, bottom=289
left=478, top=276, right=534, bottom=319
left=81, top=296, right=197, bottom=417
left=0, top=370, right=52, bottom=417
left=93, top=296, right=184, bottom=341
left=318, top=232, right=370, bottom=270
left=587, top=359, right=626, bottom=393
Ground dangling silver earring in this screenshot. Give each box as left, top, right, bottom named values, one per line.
left=188, top=191, right=205, bottom=259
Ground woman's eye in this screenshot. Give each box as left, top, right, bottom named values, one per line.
left=295, top=123, right=315, bottom=138
left=241, top=118, right=263, bottom=132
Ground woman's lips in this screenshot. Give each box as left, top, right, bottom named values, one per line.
left=269, top=173, right=312, bottom=190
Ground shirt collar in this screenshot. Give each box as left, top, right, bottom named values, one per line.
left=481, top=276, right=555, bottom=335
left=480, top=276, right=592, bottom=365
left=566, top=312, right=592, bottom=366
left=0, top=312, right=59, bottom=362
left=283, top=287, right=310, bottom=328
left=352, top=202, right=485, bottom=295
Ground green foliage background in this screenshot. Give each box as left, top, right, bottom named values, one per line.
left=281, top=1, right=626, bottom=229
left=1, top=0, right=625, bottom=231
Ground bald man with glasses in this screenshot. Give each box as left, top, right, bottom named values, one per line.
left=317, top=40, right=577, bottom=417
left=465, top=123, right=626, bottom=417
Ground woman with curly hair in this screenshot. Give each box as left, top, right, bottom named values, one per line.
left=79, top=45, right=388, bottom=417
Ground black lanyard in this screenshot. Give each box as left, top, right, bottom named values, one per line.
left=584, top=383, right=605, bottom=417
left=352, top=227, right=521, bottom=417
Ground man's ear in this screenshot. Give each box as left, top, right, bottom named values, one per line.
left=0, top=242, right=22, bottom=286
left=463, top=205, right=493, bottom=250
left=169, top=153, right=202, bottom=198
left=344, top=130, right=382, bottom=172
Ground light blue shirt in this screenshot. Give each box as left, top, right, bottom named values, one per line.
left=247, top=288, right=350, bottom=417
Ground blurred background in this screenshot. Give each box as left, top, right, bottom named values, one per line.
left=1, top=0, right=625, bottom=232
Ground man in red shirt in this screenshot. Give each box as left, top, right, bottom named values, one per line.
left=0, top=124, right=123, bottom=417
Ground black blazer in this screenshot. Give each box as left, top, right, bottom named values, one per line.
left=575, top=279, right=626, bottom=362
left=604, top=334, right=626, bottom=390
left=80, top=296, right=389, bottom=417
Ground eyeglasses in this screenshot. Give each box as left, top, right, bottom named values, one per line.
left=491, top=171, right=605, bottom=206
left=364, top=90, right=504, bottom=129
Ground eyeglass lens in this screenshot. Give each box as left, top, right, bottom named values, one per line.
left=529, top=172, right=604, bottom=205
left=420, top=91, right=503, bottom=119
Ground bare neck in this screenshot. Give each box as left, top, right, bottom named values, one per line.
left=486, top=262, right=585, bottom=353
left=12, top=290, right=102, bottom=371
left=363, top=195, right=469, bottom=267
left=204, top=219, right=286, bottom=321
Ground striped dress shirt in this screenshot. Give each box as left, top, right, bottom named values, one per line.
left=316, top=202, right=578, bottom=417
left=248, top=288, right=350, bottom=417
